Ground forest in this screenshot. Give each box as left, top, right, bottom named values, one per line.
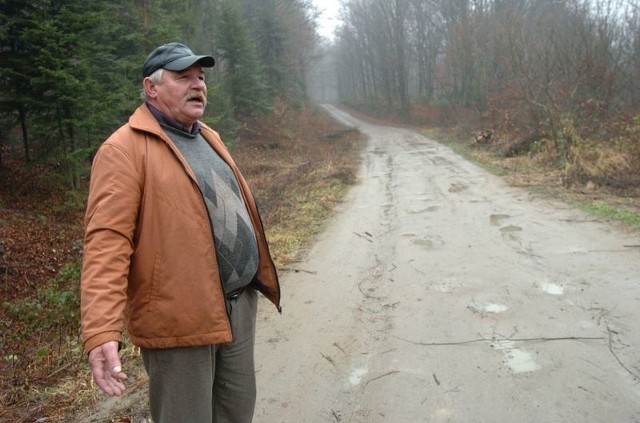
left=1, top=0, right=640, bottom=420
left=329, top=0, right=640, bottom=190
left=3, top=0, right=640, bottom=193
left=0, top=0, right=319, bottom=184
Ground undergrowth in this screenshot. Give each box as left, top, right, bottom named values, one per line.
left=416, top=118, right=640, bottom=231
left=580, top=202, right=640, bottom=229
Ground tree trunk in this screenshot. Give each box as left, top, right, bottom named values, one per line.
left=19, top=105, right=30, bottom=163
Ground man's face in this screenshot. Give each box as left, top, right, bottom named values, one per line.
left=145, top=64, right=208, bottom=129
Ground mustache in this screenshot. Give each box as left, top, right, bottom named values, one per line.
left=185, top=91, right=207, bottom=105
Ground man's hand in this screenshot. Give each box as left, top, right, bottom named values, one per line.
left=88, top=341, right=127, bottom=396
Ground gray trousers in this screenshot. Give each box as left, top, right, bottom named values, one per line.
left=141, top=288, right=258, bottom=423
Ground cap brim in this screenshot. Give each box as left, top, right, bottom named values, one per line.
left=163, top=55, right=215, bottom=72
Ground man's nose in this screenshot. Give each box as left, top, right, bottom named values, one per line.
left=191, top=78, right=206, bottom=90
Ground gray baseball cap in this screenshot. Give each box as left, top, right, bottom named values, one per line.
left=143, top=42, right=215, bottom=77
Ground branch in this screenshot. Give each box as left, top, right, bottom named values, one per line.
left=391, top=334, right=605, bottom=346
left=363, top=370, right=400, bottom=387
left=607, top=326, right=640, bottom=381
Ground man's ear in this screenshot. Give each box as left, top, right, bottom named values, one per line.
left=143, top=77, right=158, bottom=99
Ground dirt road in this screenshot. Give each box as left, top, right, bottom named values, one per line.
left=252, top=105, right=640, bottom=422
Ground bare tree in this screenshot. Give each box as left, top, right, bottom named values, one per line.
left=334, top=0, right=640, bottom=131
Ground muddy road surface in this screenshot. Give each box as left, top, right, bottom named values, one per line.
left=252, top=105, right=640, bottom=423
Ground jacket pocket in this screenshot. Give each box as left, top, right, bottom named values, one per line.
left=147, top=253, right=162, bottom=314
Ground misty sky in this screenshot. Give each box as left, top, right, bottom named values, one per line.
left=314, top=0, right=341, bottom=39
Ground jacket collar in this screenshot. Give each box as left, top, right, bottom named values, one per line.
left=128, top=104, right=225, bottom=160
left=129, top=103, right=170, bottom=137
left=145, top=102, right=201, bottom=135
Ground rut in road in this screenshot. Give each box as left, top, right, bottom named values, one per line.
left=253, top=105, right=640, bottom=423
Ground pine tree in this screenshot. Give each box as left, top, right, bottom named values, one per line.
left=217, top=0, right=271, bottom=117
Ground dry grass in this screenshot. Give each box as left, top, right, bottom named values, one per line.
left=235, top=107, right=365, bottom=267
left=421, top=124, right=640, bottom=229
left=565, top=140, right=640, bottom=193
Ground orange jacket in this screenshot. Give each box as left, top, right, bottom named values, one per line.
left=80, top=104, right=280, bottom=353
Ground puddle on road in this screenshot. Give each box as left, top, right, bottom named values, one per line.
left=349, top=367, right=368, bottom=385
left=539, top=281, right=564, bottom=295
left=412, top=238, right=434, bottom=248
left=470, top=301, right=508, bottom=314
left=492, top=340, right=540, bottom=373
left=500, top=225, right=522, bottom=233
left=483, top=303, right=508, bottom=313
left=564, top=246, right=589, bottom=255
left=448, top=181, right=469, bottom=193
left=402, top=233, right=445, bottom=249
left=408, top=205, right=439, bottom=214
left=490, top=214, right=510, bottom=225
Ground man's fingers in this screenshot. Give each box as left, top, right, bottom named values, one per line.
left=95, top=370, right=127, bottom=396
left=110, top=364, right=128, bottom=382
left=98, top=379, right=125, bottom=396
left=88, top=342, right=127, bottom=396
left=101, top=342, right=122, bottom=374
left=109, top=363, right=125, bottom=377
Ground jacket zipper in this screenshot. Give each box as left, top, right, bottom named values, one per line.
left=161, top=129, right=281, bottom=317
left=163, top=136, right=234, bottom=325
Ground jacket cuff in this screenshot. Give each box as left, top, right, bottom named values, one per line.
left=83, top=331, right=123, bottom=354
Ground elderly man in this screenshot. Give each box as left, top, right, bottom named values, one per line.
left=80, top=42, right=281, bottom=423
